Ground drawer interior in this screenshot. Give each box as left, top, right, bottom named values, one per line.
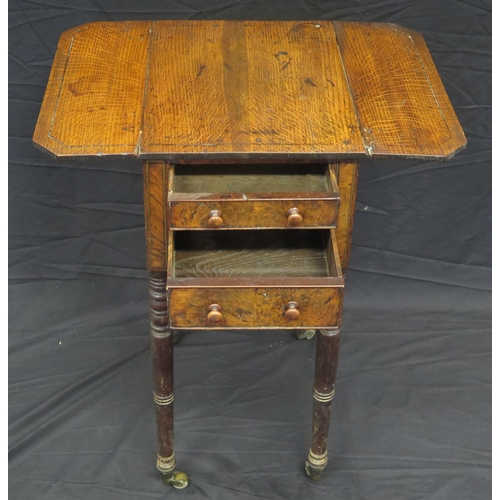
left=172, top=164, right=336, bottom=194
left=171, top=230, right=341, bottom=279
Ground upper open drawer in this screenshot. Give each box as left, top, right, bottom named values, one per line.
left=167, top=163, right=340, bottom=230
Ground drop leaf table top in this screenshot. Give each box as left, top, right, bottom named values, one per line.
left=33, top=20, right=466, bottom=162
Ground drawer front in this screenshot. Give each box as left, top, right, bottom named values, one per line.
left=169, top=287, right=343, bottom=329
left=170, top=199, right=338, bottom=229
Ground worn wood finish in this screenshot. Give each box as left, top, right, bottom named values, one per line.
left=167, top=229, right=344, bottom=288
left=174, top=244, right=329, bottom=278
left=172, top=230, right=338, bottom=279
left=334, top=161, right=359, bottom=271
left=143, top=20, right=362, bottom=158
left=325, top=226, right=344, bottom=279
left=334, top=22, right=467, bottom=159
left=149, top=272, right=177, bottom=476
left=32, top=19, right=469, bottom=487
left=168, top=230, right=343, bottom=329
left=33, top=21, right=151, bottom=157
left=169, top=276, right=344, bottom=289
left=306, top=328, right=341, bottom=479
left=171, top=199, right=338, bottom=230
left=169, top=287, right=343, bottom=329
left=169, top=163, right=339, bottom=229
left=143, top=161, right=168, bottom=271
left=33, top=20, right=466, bottom=161
left=411, top=32, right=467, bottom=155
left=173, top=164, right=331, bottom=193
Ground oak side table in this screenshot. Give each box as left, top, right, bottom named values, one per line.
left=33, top=20, right=466, bottom=490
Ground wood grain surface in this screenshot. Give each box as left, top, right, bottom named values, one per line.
left=170, top=199, right=338, bottom=230
left=34, top=21, right=151, bottom=157
left=174, top=246, right=329, bottom=279
left=171, top=230, right=333, bottom=278
left=169, top=163, right=339, bottom=229
left=33, top=20, right=466, bottom=161
left=333, top=22, right=467, bottom=159
left=166, top=229, right=343, bottom=288
left=143, top=161, right=168, bottom=270
left=173, top=164, right=330, bottom=193
left=143, top=21, right=361, bottom=158
left=334, top=161, right=359, bottom=271
left=169, top=287, right=343, bottom=329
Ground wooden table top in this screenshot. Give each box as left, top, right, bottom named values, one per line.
left=33, top=20, right=466, bottom=162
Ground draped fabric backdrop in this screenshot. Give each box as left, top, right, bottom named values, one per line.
left=9, top=1, right=491, bottom=499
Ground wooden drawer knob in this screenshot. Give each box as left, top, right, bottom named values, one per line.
left=285, top=301, right=300, bottom=320
left=207, top=304, right=223, bottom=323
left=287, top=207, right=303, bottom=226
left=207, top=210, right=223, bottom=228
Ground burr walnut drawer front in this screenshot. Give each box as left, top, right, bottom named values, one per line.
left=167, top=229, right=344, bottom=329
left=169, top=288, right=343, bottom=329
left=168, top=164, right=340, bottom=230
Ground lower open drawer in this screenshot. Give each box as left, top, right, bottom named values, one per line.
left=167, top=230, right=344, bottom=329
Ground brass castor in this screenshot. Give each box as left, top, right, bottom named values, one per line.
left=304, top=460, right=323, bottom=481
left=296, top=329, right=316, bottom=340
left=163, top=471, right=189, bottom=489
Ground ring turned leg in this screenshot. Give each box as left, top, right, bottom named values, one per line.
left=305, top=328, right=341, bottom=480
left=149, top=272, right=189, bottom=489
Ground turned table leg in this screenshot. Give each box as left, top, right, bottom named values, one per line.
left=305, top=328, right=341, bottom=480
left=149, top=272, right=188, bottom=489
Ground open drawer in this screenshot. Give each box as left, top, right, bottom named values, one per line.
left=167, top=229, right=344, bottom=329
left=168, top=164, right=339, bottom=230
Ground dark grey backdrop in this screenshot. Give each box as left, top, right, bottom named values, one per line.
left=9, top=1, right=491, bottom=499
